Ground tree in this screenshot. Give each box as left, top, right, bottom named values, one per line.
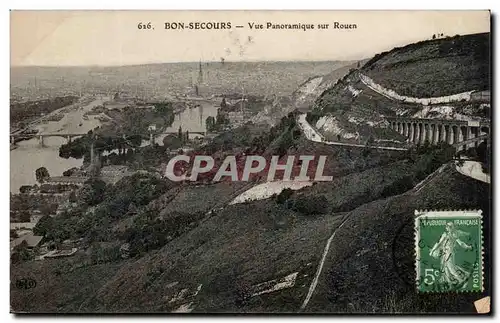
left=178, top=126, right=183, bottom=141
left=63, top=167, right=78, bottom=177
left=10, top=229, right=18, bottom=239
left=215, top=110, right=229, bottom=127
left=35, top=167, right=50, bottom=184
left=19, top=185, right=34, bottom=194
left=33, top=215, right=54, bottom=236
left=153, top=102, right=175, bottom=128
left=80, top=178, right=107, bottom=206
left=432, top=34, right=436, bottom=39
left=220, top=97, right=227, bottom=109
left=40, top=203, right=58, bottom=216
left=276, top=188, right=294, bottom=204
left=69, top=191, right=77, bottom=203
left=366, top=135, right=375, bottom=147
left=19, top=211, right=31, bottom=222
left=11, top=241, right=33, bottom=264
left=163, top=134, right=182, bottom=149
left=206, top=116, right=216, bottom=132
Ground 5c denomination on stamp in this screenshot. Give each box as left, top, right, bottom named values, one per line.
left=415, top=210, right=483, bottom=293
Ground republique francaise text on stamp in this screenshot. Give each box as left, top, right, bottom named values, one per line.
left=415, top=210, right=483, bottom=293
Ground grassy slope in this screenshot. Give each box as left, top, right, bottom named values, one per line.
left=81, top=200, right=346, bottom=312
left=306, top=165, right=490, bottom=313
left=10, top=158, right=490, bottom=313
left=10, top=254, right=124, bottom=313
left=362, top=33, right=490, bottom=97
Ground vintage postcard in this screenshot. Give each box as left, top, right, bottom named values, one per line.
left=10, top=10, right=491, bottom=314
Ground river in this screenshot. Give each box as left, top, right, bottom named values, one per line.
left=10, top=97, right=219, bottom=193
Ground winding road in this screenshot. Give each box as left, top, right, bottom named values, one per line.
left=296, top=114, right=407, bottom=151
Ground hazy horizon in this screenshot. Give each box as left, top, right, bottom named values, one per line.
left=10, top=58, right=361, bottom=68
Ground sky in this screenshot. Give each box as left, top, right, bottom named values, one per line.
left=10, top=10, right=490, bottom=66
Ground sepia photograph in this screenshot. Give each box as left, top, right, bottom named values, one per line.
left=9, top=10, right=491, bottom=314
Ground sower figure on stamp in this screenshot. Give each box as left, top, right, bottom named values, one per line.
left=429, top=222, right=473, bottom=288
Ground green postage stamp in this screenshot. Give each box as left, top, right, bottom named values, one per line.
left=415, top=210, right=484, bottom=293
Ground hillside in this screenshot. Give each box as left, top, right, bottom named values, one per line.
left=308, top=33, right=490, bottom=144
left=362, top=33, right=490, bottom=98
left=12, top=129, right=486, bottom=313
left=291, top=60, right=364, bottom=111
left=305, top=165, right=490, bottom=313
left=247, top=60, right=359, bottom=126
left=11, top=157, right=490, bottom=313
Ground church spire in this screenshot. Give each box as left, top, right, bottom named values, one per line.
left=198, top=59, right=203, bottom=85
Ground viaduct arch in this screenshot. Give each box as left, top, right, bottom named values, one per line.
left=386, top=117, right=490, bottom=151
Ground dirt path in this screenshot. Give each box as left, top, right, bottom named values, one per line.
left=299, top=214, right=350, bottom=311
left=299, top=200, right=393, bottom=311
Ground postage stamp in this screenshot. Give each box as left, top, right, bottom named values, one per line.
left=415, top=210, right=483, bottom=293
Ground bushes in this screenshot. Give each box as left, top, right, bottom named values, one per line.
left=90, top=245, right=122, bottom=265
left=62, top=167, right=79, bottom=177
left=33, top=215, right=54, bottom=236
left=36, top=173, right=172, bottom=244
left=412, top=142, right=455, bottom=179
left=124, top=211, right=203, bottom=257
left=291, top=195, right=329, bottom=215
left=11, top=241, right=34, bottom=264
left=380, top=176, right=415, bottom=198
left=80, top=179, right=107, bottom=206
left=276, top=188, right=294, bottom=204
left=275, top=188, right=329, bottom=215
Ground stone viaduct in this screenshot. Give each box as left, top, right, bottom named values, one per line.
left=386, top=117, right=490, bottom=151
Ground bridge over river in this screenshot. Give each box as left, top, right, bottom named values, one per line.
left=10, top=131, right=208, bottom=147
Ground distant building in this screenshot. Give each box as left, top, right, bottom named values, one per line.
left=101, top=165, right=129, bottom=176
left=10, top=222, right=36, bottom=230
left=30, top=214, right=44, bottom=223
left=138, top=105, right=155, bottom=109
left=103, top=102, right=130, bottom=110
left=10, top=232, right=43, bottom=250
left=11, top=214, right=40, bottom=230
left=45, top=176, right=88, bottom=186
left=100, top=165, right=132, bottom=184
left=227, top=111, right=253, bottom=124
